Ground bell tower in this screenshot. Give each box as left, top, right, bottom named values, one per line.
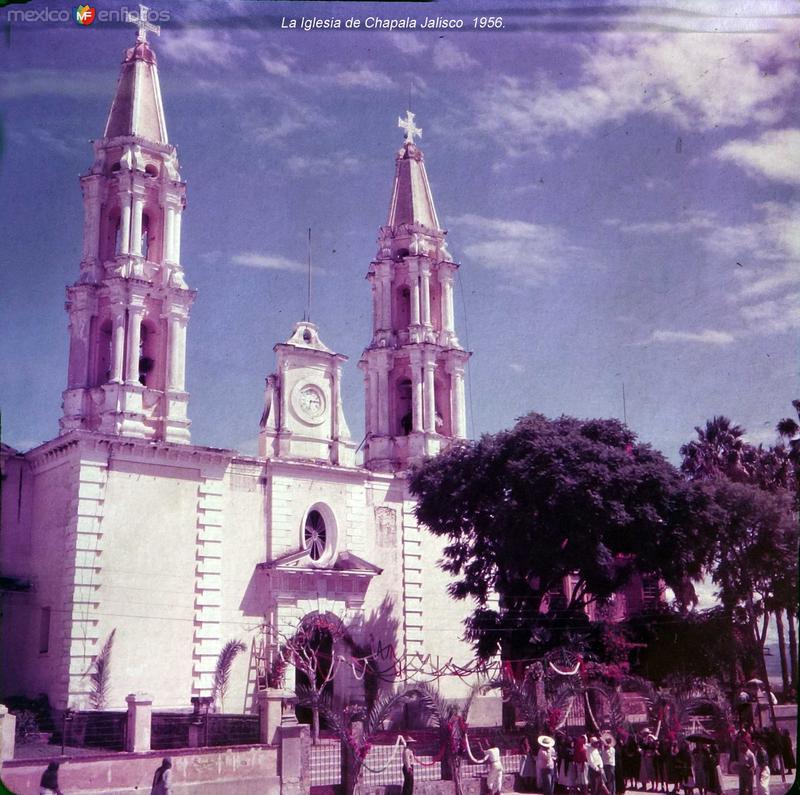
left=359, top=112, right=470, bottom=471
left=60, top=11, right=195, bottom=443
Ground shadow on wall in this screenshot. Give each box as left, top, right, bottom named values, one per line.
left=342, top=595, right=401, bottom=713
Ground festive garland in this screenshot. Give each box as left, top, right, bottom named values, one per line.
left=464, top=732, right=489, bottom=765
left=549, top=660, right=581, bottom=676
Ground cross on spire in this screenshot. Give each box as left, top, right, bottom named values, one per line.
left=398, top=110, right=422, bottom=145
left=128, top=4, right=161, bottom=42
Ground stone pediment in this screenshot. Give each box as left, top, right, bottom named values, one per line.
left=260, top=548, right=382, bottom=577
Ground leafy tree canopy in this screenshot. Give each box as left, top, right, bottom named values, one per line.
left=409, top=413, right=719, bottom=661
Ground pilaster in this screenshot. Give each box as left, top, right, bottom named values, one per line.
left=62, top=453, right=108, bottom=708
left=192, top=477, right=224, bottom=697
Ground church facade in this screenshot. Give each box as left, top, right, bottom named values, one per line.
left=0, top=31, right=475, bottom=713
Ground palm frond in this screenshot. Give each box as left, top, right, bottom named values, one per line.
left=211, top=639, right=246, bottom=708
left=364, top=689, right=411, bottom=737
left=88, top=629, right=116, bottom=710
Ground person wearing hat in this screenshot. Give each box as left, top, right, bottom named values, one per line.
left=600, top=734, right=616, bottom=795
left=538, top=736, right=557, bottom=795
left=401, top=736, right=416, bottom=795
left=640, top=729, right=657, bottom=791
left=589, top=737, right=610, bottom=795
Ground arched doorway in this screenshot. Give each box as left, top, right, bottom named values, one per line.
left=294, top=616, right=336, bottom=728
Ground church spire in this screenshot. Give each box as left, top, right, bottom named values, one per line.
left=387, top=112, right=440, bottom=232
left=104, top=39, right=167, bottom=143
left=359, top=114, right=470, bottom=472
left=60, top=19, right=195, bottom=444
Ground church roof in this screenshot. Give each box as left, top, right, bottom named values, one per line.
left=387, top=140, right=441, bottom=232
left=104, top=38, right=168, bottom=144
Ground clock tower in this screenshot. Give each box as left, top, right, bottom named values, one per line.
left=259, top=321, right=356, bottom=466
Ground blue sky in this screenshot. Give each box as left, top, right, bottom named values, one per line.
left=1, top=0, right=798, bottom=463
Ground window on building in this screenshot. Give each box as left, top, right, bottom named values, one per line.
left=642, top=577, right=660, bottom=608
left=39, top=607, right=51, bottom=654
left=138, top=324, right=154, bottom=386
left=304, top=510, right=327, bottom=561
left=397, top=379, right=412, bottom=435
left=396, top=287, right=411, bottom=329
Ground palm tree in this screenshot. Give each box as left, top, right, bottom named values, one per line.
left=211, top=639, right=246, bottom=712
left=680, top=416, right=749, bottom=481
left=88, top=629, right=116, bottom=709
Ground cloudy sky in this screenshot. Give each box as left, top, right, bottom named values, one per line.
left=1, top=0, right=798, bottom=463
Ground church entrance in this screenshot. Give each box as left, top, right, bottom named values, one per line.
left=294, top=619, right=334, bottom=728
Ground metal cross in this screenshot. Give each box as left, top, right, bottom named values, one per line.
left=398, top=110, right=422, bottom=145
left=129, top=4, right=161, bottom=42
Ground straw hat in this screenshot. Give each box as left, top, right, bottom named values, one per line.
left=538, top=735, right=556, bottom=749
left=601, top=731, right=616, bottom=747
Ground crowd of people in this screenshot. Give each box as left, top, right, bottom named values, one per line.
left=515, top=724, right=795, bottom=795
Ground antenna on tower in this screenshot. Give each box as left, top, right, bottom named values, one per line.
left=305, top=227, right=312, bottom=322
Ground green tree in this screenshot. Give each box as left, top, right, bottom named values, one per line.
left=682, top=415, right=798, bottom=697
left=409, top=413, right=718, bottom=663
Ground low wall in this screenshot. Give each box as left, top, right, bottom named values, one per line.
left=0, top=744, right=279, bottom=795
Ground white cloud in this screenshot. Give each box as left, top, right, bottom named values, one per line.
left=642, top=329, right=736, bottom=345
left=715, top=128, right=800, bottom=185
left=433, top=41, right=478, bottom=71
left=333, top=65, right=394, bottom=90
left=231, top=252, right=306, bottom=273
left=509, top=363, right=525, bottom=373
left=472, top=27, right=798, bottom=151
left=385, top=33, right=427, bottom=55
left=286, top=152, right=360, bottom=175
left=453, top=213, right=588, bottom=287
left=615, top=201, right=800, bottom=337
left=739, top=293, right=800, bottom=335
left=160, top=28, right=244, bottom=65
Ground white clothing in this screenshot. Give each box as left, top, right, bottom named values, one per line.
left=486, top=747, right=504, bottom=793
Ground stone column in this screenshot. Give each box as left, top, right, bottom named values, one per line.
left=118, top=198, right=132, bottom=256
left=0, top=705, right=16, bottom=764
left=125, top=693, right=153, bottom=753
left=110, top=304, right=126, bottom=384
left=173, top=210, right=183, bottom=264
left=379, top=266, right=392, bottom=331
left=258, top=689, right=284, bottom=746
left=125, top=305, right=144, bottom=384
left=377, top=359, right=390, bottom=436
left=279, top=722, right=311, bottom=795
left=441, top=269, right=455, bottom=333
left=452, top=366, right=466, bottom=438
left=423, top=357, right=436, bottom=433
left=420, top=263, right=431, bottom=327
left=164, top=204, right=176, bottom=263
left=82, top=178, right=102, bottom=262
left=410, top=355, right=423, bottom=433
left=367, top=369, right=379, bottom=435
left=370, top=274, right=380, bottom=335
left=130, top=195, right=144, bottom=257
left=166, top=312, right=181, bottom=390
left=177, top=319, right=188, bottom=390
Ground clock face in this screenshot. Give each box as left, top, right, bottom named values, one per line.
left=298, top=385, right=325, bottom=420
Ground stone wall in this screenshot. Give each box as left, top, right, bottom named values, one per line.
left=0, top=745, right=279, bottom=795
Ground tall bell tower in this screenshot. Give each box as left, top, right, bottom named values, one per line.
left=359, top=113, right=470, bottom=471
left=60, top=10, right=195, bottom=443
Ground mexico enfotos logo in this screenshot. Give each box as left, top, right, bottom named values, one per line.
left=6, top=5, right=170, bottom=24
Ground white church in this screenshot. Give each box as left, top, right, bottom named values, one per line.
left=0, top=26, right=476, bottom=713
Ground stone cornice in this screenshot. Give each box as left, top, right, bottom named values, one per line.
left=24, top=430, right=236, bottom=474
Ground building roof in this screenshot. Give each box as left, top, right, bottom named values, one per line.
left=104, top=38, right=168, bottom=144
left=387, top=140, right=441, bottom=232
